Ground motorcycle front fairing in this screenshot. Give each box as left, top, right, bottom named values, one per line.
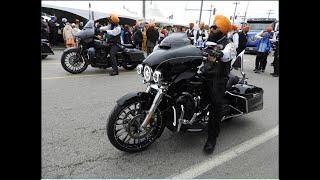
left=76, top=20, right=95, bottom=44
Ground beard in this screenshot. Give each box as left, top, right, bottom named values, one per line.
left=209, top=31, right=224, bottom=42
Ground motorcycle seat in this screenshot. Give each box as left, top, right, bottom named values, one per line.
left=226, top=74, right=240, bottom=90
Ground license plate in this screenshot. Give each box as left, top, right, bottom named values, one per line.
left=249, top=47, right=253, bottom=50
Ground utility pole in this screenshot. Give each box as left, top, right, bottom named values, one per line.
left=142, top=0, right=146, bottom=20
left=88, top=3, right=91, bottom=20
left=208, top=3, right=214, bottom=26
left=243, top=1, right=249, bottom=23
left=199, top=0, right=204, bottom=23
left=232, top=1, right=240, bottom=23
left=185, top=1, right=214, bottom=25
left=267, top=9, right=274, bottom=18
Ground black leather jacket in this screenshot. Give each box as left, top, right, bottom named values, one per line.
left=203, top=34, right=231, bottom=80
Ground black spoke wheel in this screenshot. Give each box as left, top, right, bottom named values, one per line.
left=61, top=48, right=88, bottom=74
left=107, top=100, right=165, bottom=152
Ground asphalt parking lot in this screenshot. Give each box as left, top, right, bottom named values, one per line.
left=41, top=49, right=278, bottom=179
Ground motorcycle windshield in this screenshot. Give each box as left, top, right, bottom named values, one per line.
left=76, top=20, right=95, bottom=39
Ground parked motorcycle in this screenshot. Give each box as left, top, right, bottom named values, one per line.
left=107, top=33, right=264, bottom=152
left=41, top=39, right=54, bottom=59
left=60, top=20, right=145, bottom=74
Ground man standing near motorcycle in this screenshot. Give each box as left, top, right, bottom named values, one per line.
left=100, top=14, right=122, bottom=76
left=194, top=22, right=208, bottom=48
left=202, top=15, right=235, bottom=154
left=186, top=23, right=196, bottom=45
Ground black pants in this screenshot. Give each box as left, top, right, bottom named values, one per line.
left=49, top=32, right=57, bottom=46
left=206, top=78, right=227, bottom=141
left=134, top=41, right=142, bottom=50
left=273, top=56, right=279, bottom=75
left=110, top=44, right=121, bottom=72
left=255, top=52, right=268, bottom=70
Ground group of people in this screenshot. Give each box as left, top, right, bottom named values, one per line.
left=253, top=27, right=279, bottom=77
left=41, top=16, right=83, bottom=47
left=95, top=21, right=188, bottom=56
left=186, top=21, right=279, bottom=78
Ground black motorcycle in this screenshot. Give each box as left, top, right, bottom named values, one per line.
left=107, top=33, right=264, bottom=152
left=41, top=39, right=54, bottom=59
left=60, top=20, right=145, bottom=74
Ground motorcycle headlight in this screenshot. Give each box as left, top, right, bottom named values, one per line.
left=153, top=71, right=162, bottom=83
left=143, top=65, right=153, bottom=82
left=137, top=64, right=143, bottom=76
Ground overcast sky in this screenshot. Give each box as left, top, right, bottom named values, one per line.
left=42, top=1, right=278, bottom=25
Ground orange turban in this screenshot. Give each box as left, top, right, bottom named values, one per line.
left=213, top=15, right=231, bottom=34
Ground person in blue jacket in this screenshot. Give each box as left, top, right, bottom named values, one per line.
left=254, top=27, right=272, bottom=73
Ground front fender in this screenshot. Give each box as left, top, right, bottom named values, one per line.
left=63, top=46, right=80, bottom=53
left=116, top=92, right=154, bottom=106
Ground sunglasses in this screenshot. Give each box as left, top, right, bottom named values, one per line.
left=210, top=25, right=217, bottom=30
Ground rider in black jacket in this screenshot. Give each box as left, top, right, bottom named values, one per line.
left=202, top=15, right=235, bottom=154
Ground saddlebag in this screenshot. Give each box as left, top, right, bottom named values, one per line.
left=123, top=48, right=145, bottom=62
left=226, top=84, right=263, bottom=113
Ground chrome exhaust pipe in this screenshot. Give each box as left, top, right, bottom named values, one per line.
left=172, top=106, right=177, bottom=126
left=177, top=105, right=184, bottom=132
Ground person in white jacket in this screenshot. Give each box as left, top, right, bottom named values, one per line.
left=194, top=22, right=208, bottom=48
left=71, top=23, right=80, bottom=39
left=228, top=24, right=239, bottom=49
left=99, top=14, right=122, bottom=76
left=62, top=22, right=75, bottom=48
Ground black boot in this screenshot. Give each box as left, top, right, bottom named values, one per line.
left=109, top=70, right=119, bottom=76
left=203, top=138, right=217, bottom=154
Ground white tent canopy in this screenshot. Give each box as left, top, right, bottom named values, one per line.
left=42, top=3, right=174, bottom=26
left=42, top=4, right=141, bottom=21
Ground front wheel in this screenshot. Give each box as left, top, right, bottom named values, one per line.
left=107, top=99, right=165, bottom=152
left=61, top=48, right=88, bottom=74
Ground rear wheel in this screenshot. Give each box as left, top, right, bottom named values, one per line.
left=107, top=100, right=165, bottom=152
left=61, top=48, right=88, bottom=74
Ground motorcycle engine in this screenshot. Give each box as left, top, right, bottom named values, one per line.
left=175, top=92, right=199, bottom=120
left=95, top=49, right=107, bottom=62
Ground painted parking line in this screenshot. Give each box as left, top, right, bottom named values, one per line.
left=169, top=125, right=279, bottom=179
left=42, top=74, right=105, bottom=80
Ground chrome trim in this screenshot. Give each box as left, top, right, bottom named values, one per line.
left=153, top=71, right=162, bottom=83
left=150, top=84, right=160, bottom=90
left=189, top=112, right=201, bottom=125
left=145, top=86, right=151, bottom=93
left=140, top=88, right=164, bottom=128
left=226, top=91, right=248, bottom=113
left=137, top=64, right=143, bottom=75
left=177, top=105, right=184, bottom=132
left=143, top=65, right=153, bottom=82
left=221, top=105, right=244, bottom=121
left=172, top=106, right=177, bottom=126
